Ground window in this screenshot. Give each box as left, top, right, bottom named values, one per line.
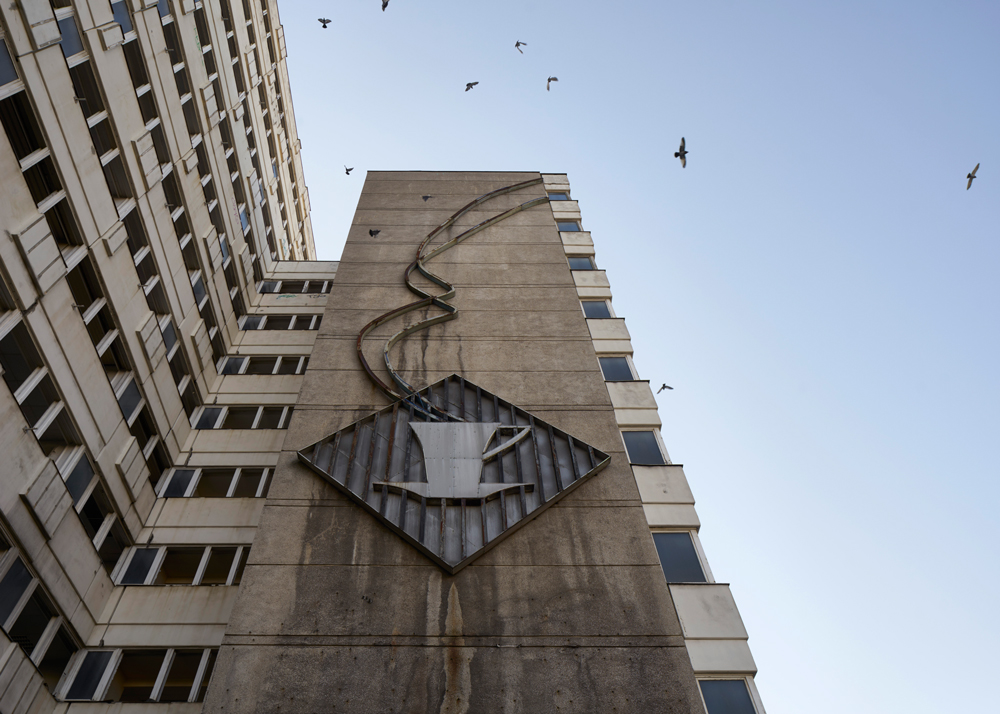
left=61, top=647, right=218, bottom=703
left=240, top=315, right=320, bottom=331
left=0, top=39, right=19, bottom=88
left=599, top=357, right=634, bottom=382
left=567, top=257, right=594, bottom=270
left=192, top=405, right=292, bottom=430
left=557, top=221, right=581, bottom=232
left=652, top=532, right=707, bottom=583
left=114, top=546, right=250, bottom=586
left=111, top=2, right=134, bottom=34
left=622, top=431, right=666, bottom=465
left=581, top=301, right=612, bottom=319
left=548, top=192, right=569, bottom=200
left=0, top=552, right=80, bottom=690
left=699, top=680, right=758, bottom=714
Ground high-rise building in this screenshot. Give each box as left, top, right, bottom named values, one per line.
left=0, top=3, right=766, bottom=713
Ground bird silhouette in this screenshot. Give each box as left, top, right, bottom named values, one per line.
left=369, top=229, right=380, bottom=238
left=382, top=0, right=389, bottom=11
left=515, top=40, right=527, bottom=54
left=318, top=18, right=330, bottom=28
left=344, top=166, right=353, bottom=175
left=674, top=137, right=688, bottom=168
left=547, top=76, right=558, bottom=91
left=421, top=195, right=432, bottom=202
left=465, top=82, right=479, bottom=92
left=657, top=384, right=673, bottom=394
left=967, top=163, right=979, bottom=190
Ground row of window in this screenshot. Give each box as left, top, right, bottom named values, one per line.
left=258, top=279, right=331, bottom=294
left=61, top=646, right=217, bottom=703
left=193, top=404, right=293, bottom=430
left=219, top=354, right=309, bottom=375
left=158, top=466, right=273, bottom=499
left=240, top=314, right=321, bottom=331
left=113, top=545, right=250, bottom=587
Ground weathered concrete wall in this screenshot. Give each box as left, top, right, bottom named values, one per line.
left=203, top=171, right=705, bottom=713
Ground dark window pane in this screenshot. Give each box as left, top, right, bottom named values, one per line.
left=161, top=321, right=177, bottom=352
left=98, top=521, right=128, bottom=574
left=163, top=469, right=195, bottom=497
left=65, top=650, right=114, bottom=700
left=0, top=40, right=18, bottom=87
left=111, top=2, right=134, bottom=33
left=65, top=455, right=96, bottom=505
left=222, top=407, right=258, bottom=429
left=121, top=548, right=158, bottom=585
left=582, top=301, right=612, bottom=319
left=160, top=649, right=203, bottom=702
left=599, top=357, right=633, bottom=382
left=155, top=548, right=203, bottom=585
left=241, top=315, right=263, bottom=330
left=262, top=316, right=292, bottom=331
left=547, top=192, right=569, bottom=200
left=195, top=407, right=223, bottom=429
left=38, top=626, right=78, bottom=690
left=117, top=379, right=143, bottom=420
left=8, top=590, right=54, bottom=656
left=567, top=257, right=593, bottom=270
left=0, top=92, right=46, bottom=161
left=700, top=680, right=757, bottom=714
left=232, top=469, right=263, bottom=497
left=194, top=469, right=234, bottom=497
left=259, top=281, right=278, bottom=293
left=556, top=221, right=580, bottom=232
left=622, top=431, right=665, bottom=465
left=195, top=650, right=218, bottom=702
left=200, top=548, right=236, bottom=584
left=275, top=357, right=300, bottom=375
left=244, top=356, right=277, bottom=375
left=0, top=559, right=33, bottom=625
left=58, top=18, right=85, bottom=57
left=255, top=407, right=283, bottom=429
left=232, top=548, right=249, bottom=584
left=652, top=532, right=706, bottom=583
left=115, top=649, right=168, bottom=702
left=220, top=357, right=246, bottom=375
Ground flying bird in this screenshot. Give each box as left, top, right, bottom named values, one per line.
left=656, top=384, right=673, bottom=394
left=318, top=18, right=330, bottom=29
left=465, top=82, right=479, bottom=92
left=369, top=229, right=380, bottom=238
left=421, top=195, right=432, bottom=202
left=515, top=40, right=527, bottom=54
left=344, top=166, right=353, bottom=175
left=382, top=0, right=389, bottom=11
left=967, top=163, right=979, bottom=190
left=674, top=137, right=688, bottom=168
left=547, top=76, right=558, bottom=91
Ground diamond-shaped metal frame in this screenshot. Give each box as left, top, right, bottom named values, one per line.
left=297, top=375, right=611, bottom=573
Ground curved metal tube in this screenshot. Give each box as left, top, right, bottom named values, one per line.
left=356, top=178, right=547, bottom=416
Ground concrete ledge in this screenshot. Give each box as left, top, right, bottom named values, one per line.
left=632, top=465, right=694, bottom=504
left=560, top=230, right=593, bottom=248
left=592, top=339, right=633, bottom=354
left=684, top=639, right=757, bottom=674
left=669, top=584, right=749, bottom=640
left=587, top=318, right=630, bottom=341
left=613, top=408, right=662, bottom=428
left=607, top=381, right=657, bottom=410
left=573, top=270, right=610, bottom=290
left=642, top=503, right=700, bottom=528
left=575, top=286, right=613, bottom=299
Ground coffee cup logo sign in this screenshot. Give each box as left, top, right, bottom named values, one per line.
left=298, top=375, right=610, bottom=573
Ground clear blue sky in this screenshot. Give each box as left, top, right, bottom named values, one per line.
left=278, top=2, right=999, bottom=712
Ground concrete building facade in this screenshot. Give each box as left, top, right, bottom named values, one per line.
left=0, top=2, right=766, bottom=713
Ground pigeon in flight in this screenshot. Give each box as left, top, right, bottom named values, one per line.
left=369, top=229, right=380, bottom=238
left=547, top=76, right=558, bottom=91
left=967, top=163, right=979, bottom=190
left=656, top=384, right=673, bottom=394
left=465, top=82, right=479, bottom=92
left=674, top=137, right=688, bottom=168
left=421, top=195, right=432, bottom=202
left=515, top=40, right=527, bottom=54
left=318, top=18, right=330, bottom=29
left=382, top=0, right=389, bottom=11
left=344, top=166, right=353, bottom=175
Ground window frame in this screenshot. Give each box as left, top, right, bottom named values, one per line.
left=190, top=404, right=292, bottom=430
left=697, top=676, right=763, bottom=714
left=598, top=355, right=637, bottom=382
left=567, top=256, right=595, bottom=271
left=111, top=545, right=249, bottom=586
left=556, top=220, right=581, bottom=232
left=581, top=300, right=614, bottom=319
